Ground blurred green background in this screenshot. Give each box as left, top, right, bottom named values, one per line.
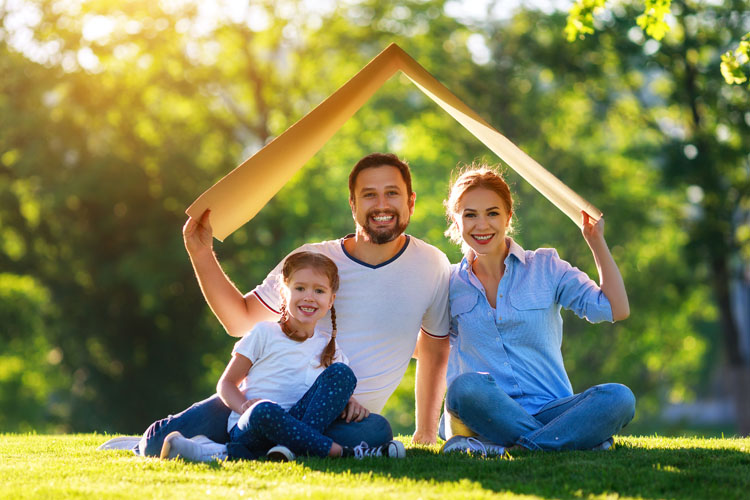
left=1, top=0, right=749, bottom=437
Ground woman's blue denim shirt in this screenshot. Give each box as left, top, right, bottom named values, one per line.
left=447, top=237, right=614, bottom=415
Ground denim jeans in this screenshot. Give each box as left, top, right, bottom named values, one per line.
left=443, top=372, right=635, bottom=450
left=138, top=371, right=393, bottom=457
left=227, top=363, right=355, bottom=459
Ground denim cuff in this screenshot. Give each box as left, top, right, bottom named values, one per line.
left=516, top=436, right=542, bottom=451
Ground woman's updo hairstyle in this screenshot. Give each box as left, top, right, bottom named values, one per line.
left=444, top=163, right=514, bottom=252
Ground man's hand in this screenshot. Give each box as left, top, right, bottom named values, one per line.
left=412, top=428, right=437, bottom=445
left=183, top=209, right=214, bottom=256
left=341, top=397, right=370, bottom=423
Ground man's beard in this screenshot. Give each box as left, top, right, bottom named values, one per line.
left=360, top=210, right=409, bottom=244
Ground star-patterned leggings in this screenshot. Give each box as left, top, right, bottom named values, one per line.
left=227, top=362, right=356, bottom=460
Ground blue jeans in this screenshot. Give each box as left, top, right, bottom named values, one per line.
left=138, top=369, right=393, bottom=456
left=228, top=363, right=355, bottom=459
left=442, top=372, right=635, bottom=450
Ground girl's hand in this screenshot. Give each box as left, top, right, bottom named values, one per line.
left=341, top=397, right=370, bottom=423
left=240, top=398, right=262, bottom=414
left=183, top=209, right=214, bottom=256
left=581, top=211, right=605, bottom=245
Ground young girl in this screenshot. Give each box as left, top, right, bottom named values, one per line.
left=440, top=165, right=635, bottom=454
left=160, top=251, right=405, bottom=461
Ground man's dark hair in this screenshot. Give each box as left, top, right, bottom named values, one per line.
left=348, top=153, right=413, bottom=201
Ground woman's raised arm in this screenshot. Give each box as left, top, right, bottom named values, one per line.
left=581, top=211, right=630, bottom=322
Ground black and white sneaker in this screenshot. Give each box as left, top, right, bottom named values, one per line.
left=343, top=440, right=406, bottom=459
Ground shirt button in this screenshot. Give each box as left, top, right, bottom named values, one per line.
left=499, top=294, right=503, bottom=298
left=497, top=316, right=502, bottom=321
left=513, top=384, right=519, bottom=388
left=504, top=362, right=509, bottom=366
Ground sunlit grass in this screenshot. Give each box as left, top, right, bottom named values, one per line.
left=2, top=433, right=748, bottom=499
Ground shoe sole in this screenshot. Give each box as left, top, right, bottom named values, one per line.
left=266, top=446, right=295, bottom=462
left=388, top=440, right=406, bottom=458
left=96, top=436, right=140, bottom=451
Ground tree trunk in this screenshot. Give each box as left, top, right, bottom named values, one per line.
left=728, top=366, right=750, bottom=436
left=712, top=257, right=750, bottom=435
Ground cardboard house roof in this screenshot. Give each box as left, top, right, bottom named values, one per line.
left=186, top=43, right=601, bottom=241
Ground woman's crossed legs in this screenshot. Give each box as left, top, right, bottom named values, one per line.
left=444, top=372, right=635, bottom=451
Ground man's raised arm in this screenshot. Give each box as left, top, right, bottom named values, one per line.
left=184, top=210, right=278, bottom=337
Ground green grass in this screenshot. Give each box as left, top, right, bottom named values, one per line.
left=2, top=434, right=748, bottom=499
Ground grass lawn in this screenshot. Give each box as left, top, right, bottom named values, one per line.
left=2, top=433, right=748, bottom=499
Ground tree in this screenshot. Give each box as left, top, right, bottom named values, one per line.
left=1, top=0, right=740, bottom=435
left=572, top=0, right=750, bottom=434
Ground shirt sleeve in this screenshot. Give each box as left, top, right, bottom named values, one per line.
left=420, top=250, right=451, bottom=338
left=332, top=340, right=349, bottom=365
left=548, top=249, right=614, bottom=323
left=232, top=323, right=269, bottom=363
left=250, top=260, right=284, bottom=314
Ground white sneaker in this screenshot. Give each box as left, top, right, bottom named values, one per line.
left=159, top=431, right=228, bottom=462
left=97, top=436, right=140, bottom=452
left=591, top=437, right=614, bottom=451
left=266, top=445, right=296, bottom=462
left=441, top=435, right=507, bottom=457
left=347, top=440, right=406, bottom=459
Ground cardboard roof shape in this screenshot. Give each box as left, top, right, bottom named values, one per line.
left=187, top=43, right=602, bottom=241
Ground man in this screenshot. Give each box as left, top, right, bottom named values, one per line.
left=138, top=153, right=450, bottom=458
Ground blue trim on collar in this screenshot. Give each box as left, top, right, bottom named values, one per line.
left=340, top=234, right=411, bottom=269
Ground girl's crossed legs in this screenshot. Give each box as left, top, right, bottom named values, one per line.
left=444, top=372, right=635, bottom=450
left=227, top=362, right=356, bottom=459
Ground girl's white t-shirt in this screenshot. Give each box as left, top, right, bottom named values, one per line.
left=226, top=321, right=348, bottom=431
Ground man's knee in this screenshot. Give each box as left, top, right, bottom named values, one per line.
left=324, top=413, right=393, bottom=448
left=362, top=413, right=393, bottom=446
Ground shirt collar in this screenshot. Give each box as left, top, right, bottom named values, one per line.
left=506, top=237, right=526, bottom=265
left=457, top=237, right=527, bottom=281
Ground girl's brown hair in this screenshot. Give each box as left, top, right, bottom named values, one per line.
left=278, top=251, right=340, bottom=367
left=444, top=163, right=514, bottom=253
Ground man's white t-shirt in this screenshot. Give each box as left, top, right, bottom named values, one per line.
left=227, top=321, right=347, bottom=431
left=251, top=235, right=451, bottom=413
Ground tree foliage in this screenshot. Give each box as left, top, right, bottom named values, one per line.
left=1, top=0, right=748, bottom=434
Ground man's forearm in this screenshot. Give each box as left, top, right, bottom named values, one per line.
left=413, top=333, right=449, bottom=444
left=189, top=249, right=255, bottom=336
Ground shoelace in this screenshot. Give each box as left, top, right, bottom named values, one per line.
left=353, top=441, right=382, bottom=458
left=465, top=437, right=488, bottom=456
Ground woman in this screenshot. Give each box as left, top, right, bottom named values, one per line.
left=440, top=165, right=635, bottom=454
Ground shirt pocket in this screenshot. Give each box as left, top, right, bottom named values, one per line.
left=450, top=293, right=479, bottom=318
left=509, top=290, right=555, bottom=311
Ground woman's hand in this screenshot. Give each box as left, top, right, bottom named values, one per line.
left=580, top=210, right=630, bottom=321
left=183, top=209, right=214, bottom=256
left=581, top=211, right=605, bottom=244
left=341, top=397, right=370, bottom=423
